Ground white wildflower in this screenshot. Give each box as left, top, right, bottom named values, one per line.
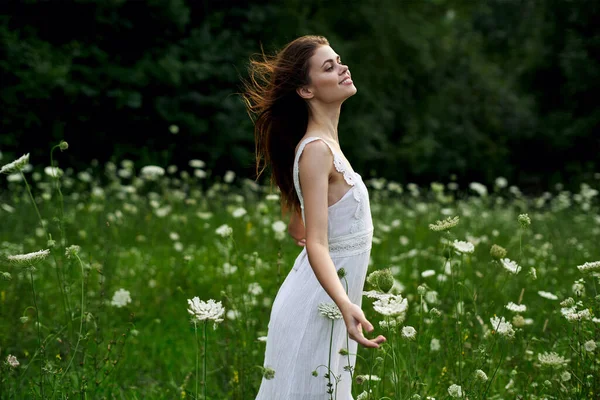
left=538, top=290, right=558, bottom=300
left=355, top=374, right=381, bottom=384
left=577, top=261, right=600, bottom=273
left=140, top=165, right=165, bottom=179
left=0, top=154, right=30, bottom=174
left=231, top=207, right=247, bottom=218
left=189, top=159, right=205, bottom=169
left=215, top=224, right=233, bottom=237
left=537, top=351, right=569, bottom=368
left=500, top=258, right=522, bottom=274
left=224, top=170, right=235, bottom=183
left=187, top=297, right=225, bottom=325
left=448, top=383, right=463, bottom=398
left=111, top=288, right=132, bottom=308
left=490, top=316, right=515, bottom=338
left=475, top=369, right=488, bottom=382
left=372, top=294, right=408, bottom=317
left=421, top=269, right=435, bottom=278
left=429, top=216, right=460, bottom=232
left=6, top=355, right=19, bottom=368
left=469, top=182, right=488, bottom=197
left=317, top=302, right=343, bottom=320
left=7, top=249, right=50, bottom=266
left=505, top=302, right=526, bottom=313
left=44, top=166, right=63, bottom=178
left=401, top=326, right=417, bottom=340
left=430, top=338, right=441, bottom=351
left=452, top=240, right=474, bottom=254
left=584, top=340, right=596, bottom=352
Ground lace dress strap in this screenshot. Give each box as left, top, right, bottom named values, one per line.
left=293, top=136, right=356, bottom=212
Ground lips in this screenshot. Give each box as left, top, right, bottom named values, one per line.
left=339, top=75, right=351, bottom=84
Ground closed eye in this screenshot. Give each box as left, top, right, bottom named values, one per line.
left=326, top=60, right=342, bottom=72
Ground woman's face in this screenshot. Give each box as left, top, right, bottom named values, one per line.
left=298, top=45, right=356, bottom=104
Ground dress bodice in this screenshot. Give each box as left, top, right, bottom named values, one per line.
left=293, top=137, right=374, bottom=257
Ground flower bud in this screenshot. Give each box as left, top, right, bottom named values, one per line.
left=490, top=244, right=507, bottom=260
left=518, top=213, right=531, bottom=228
left=59, top=141, right=69, bottom=151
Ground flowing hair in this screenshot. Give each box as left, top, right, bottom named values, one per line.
left=239, top=35, right=329, bottom=217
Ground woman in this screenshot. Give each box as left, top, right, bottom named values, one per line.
left=240, top=35, right=386, bottom=399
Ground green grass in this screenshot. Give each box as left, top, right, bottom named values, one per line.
left=0, top=150, right=599, bottom=399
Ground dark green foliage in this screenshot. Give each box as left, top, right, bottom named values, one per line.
left=0, top=0, right=598, bottom=193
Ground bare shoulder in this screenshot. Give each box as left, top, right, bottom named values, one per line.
left=298, top=139, right=333, bottom=177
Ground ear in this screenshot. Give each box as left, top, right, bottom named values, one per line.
left=296, top=85, right=314, bottom=100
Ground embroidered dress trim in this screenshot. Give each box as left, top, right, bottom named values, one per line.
left=328, top=228, right=373, bottom=257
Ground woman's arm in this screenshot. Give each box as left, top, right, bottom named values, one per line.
left=298, top=140, right=385, bottom=348
left=288, top=207, right=306, bottom=246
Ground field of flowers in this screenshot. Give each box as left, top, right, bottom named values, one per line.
left=0, top=144, right=599, bottom=399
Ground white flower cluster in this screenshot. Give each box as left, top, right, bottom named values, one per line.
left=452, top=240, right=474, bottom=254
left=187, top=297, right=225, bottom=326
left=0, top=154, right=29, bottom=174
left=401, top=326, right=417, bottom=340
left=448, top=383, right=463, bottom=398
left=538, top=290, right=558, bottom=300
left=500, top=258, right=521, bottom=274
left=7, top=249, right=50, bottom=266
left=560, top=300, right=593, bottom=322
left=505, top=302, right=527, bottom=313
left=317, top=302, right=343, bottom=320
left=490, top=316, right=515, bottom=339
left=372, top=293, right=408, bottom=318
left=111, top=288, right=132, bottom=308
left=577, top=261, right=600, bottom=273
left=429, top=216, right=460, bottom=232
left=140, top=165, right=165, bottom=180
left=537, top=351, right=569, bottom=368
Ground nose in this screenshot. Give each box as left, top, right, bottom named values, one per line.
left=340, top=64, right=349, bottom=75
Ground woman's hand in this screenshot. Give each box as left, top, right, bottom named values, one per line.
left=340, top=303, right=386, bottom=348
left=288, top=208, right=306, bottom=246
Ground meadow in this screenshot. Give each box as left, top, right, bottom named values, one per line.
left=0, top=144, right=599, bottom=399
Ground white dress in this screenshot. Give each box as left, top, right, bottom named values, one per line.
left=256, top=136, right=374, bottom=400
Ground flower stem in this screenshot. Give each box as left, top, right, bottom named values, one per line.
left=204, top=320, right=207, bottom=400
left=60, top=253, right=86, bottom=379
left=328, top=319, right=334, bottom=400
left=195, top=322, right=199, bottom=400
left=30, top=268, right=45, bottom=398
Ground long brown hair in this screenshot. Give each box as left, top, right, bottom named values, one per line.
left=239, top=35, right=329, bottom=217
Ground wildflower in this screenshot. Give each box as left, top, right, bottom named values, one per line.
left=224, top=170, right=235, bottom=183
left=215, top=224, right=233, bottom=238
left=379, top=319, right=397, bottom=330
left=421, top=269, right=435, bottom=278
left=499, top=258, right=521, bottom=274
left=337, top=268, right=347, bottom=279
left=529, top=267, right=537, bottom=280
left=44, top=166, right=64, bottom=178
left=189, top=159, right=205, bottom=169
left=537, top=351, right=569, bottom=368
left=6, top=355, right=19, bottom=368
left=518, top=213, right=531, bottom=228
left=452, top=240, right=474, bottom=254
left=429, top=216, right=459, bottom=232
left=576, top=261, right=600, bottom=273
left=584, top=340, right=596, bottom=352
left=65, top=245, right=80, bottom=259
left=490, top=316, right=515, bottom=338
left=231, top=207, right=247, bottom=218
left=538, top=290, right=558, bottom=300
left=339, top=348, right=349, bottom=355
left=490, top=244, right=507, bottom=260
left=140, top=165, right=165, bottom=180
left=469, top=182, right=488, bottom=197
left=560, top=297, right=575, bottom=307
left=187, top=297, right=225, bottom=326
left=564, top=308, right=592, bottom=322
left=401, top=326, right=417, bottom=340
left=372, top=294, right=408, bottom=317
left=355, top=375, right=381, bottom=384
left=495, top=177, right=508, bottom=188
left=0, top=154, right=29, bottom=174
left=7, top=249, right=50, bottom=266
left=561, top=371, right=571, bottom=381
left=356, top=391, right=370, bottom=400
left=111, top=288, right=132, bottom=308
left=265, top=193, right=279, bottom=201
left=259, top=366, right=274, bottom=380
left=430, top=338, right=441, bottom=351
left=1, top=272, right=11, bottom=281
left=572, top=279, right=585, bottom=296
left=448, top=383, right=463, bottom=398
left=58, top=140, right=69, bottom=151
left=505, top=302, right=526, bottom=313
left=417, top=285, right=427, bottom=296
left=317, top=302, right=343, bottom=320
left=429, top=308, right=441, bottom=318
left=194, top=169, right=207, bottom=179
left=512, top=315, right=525, bottom=327
left=169, top=125, right=179, bottom=134
left=366, top=268, right=394, bottom=293
left=475, top=369, right=488, bottom=382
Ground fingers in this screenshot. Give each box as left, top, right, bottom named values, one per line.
left=295, top=238, right=306, bottom=246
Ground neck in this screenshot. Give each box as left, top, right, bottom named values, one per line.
left=305, top=103, right=342, bottom=143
